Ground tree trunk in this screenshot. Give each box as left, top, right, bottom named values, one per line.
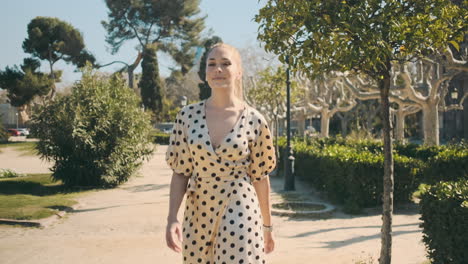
left=341, top=116, right=348, bottom=137
left=422, top=103, right=439, bottom=146
left=128, top=51, right=143, bottom=90
left=320, top=111, right=330, bottom=137
left=48, top=59, right=57, bottom=100
left=18, top=105, right=30, bottom=125
left=379, top=73, right=394, bottom=264
left=297, top=111, right=306, bottom=138
left=395, top=109, right=405, bottom=142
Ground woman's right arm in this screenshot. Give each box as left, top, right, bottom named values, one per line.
left=166, top=172, right=189, bottom=253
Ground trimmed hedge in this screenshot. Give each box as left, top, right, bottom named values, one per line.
left=290, top=141, right=421, bottom=213
left=277, top=137, right=466, bottom=213
left=152, top=131, right=170, bottom=145
left=420, top=180, right=468, bottom=264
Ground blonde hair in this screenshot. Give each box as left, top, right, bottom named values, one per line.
left=206, top=43, right=244, bottom=100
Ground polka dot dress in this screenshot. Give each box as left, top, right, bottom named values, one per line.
left=166, top=99, right=277, bottom=264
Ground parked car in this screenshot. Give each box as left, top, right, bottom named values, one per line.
left=7, top=129, right=20, bottom=136
left=17, top=128, right=30, bottom=136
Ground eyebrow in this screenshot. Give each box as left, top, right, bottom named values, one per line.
left=207, top=57, right=231, bottom=61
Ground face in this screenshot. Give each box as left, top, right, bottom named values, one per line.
left=205, top=46, right=241, bottom=91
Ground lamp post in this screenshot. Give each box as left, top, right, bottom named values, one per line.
left=181, top=96, right=187, bottom=107
left=284, top=55, right=295, bottom=191
left=451, top=87, right=458, bottom=100
left=15, top=112, right=18, bottom=129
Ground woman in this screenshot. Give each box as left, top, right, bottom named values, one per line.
left=165, top=43, right=276, bottom=263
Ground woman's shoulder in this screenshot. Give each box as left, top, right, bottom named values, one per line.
left=244, top=104, right=268, bottom=124
left=177, top=100, right=205, bottom=117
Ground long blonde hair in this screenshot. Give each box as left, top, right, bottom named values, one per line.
left=206, top=43, right=244, bottom=100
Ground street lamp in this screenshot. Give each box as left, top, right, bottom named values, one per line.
left=284, top=54, right=295, bottom=191
left=451, top=87, right=458, bottom=100
left=15, top=112, right=18, bottom=129
left=181, top=96, right=187, bottom=107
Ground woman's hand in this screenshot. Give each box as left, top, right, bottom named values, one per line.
left=166, top=220, right=183, bottom=253
left=264, top=231, right=275, bottom=254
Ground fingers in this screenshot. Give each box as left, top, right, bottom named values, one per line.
left=166, top=223, right=182, bottom=253
left=265, top=239, right=275, bottom=254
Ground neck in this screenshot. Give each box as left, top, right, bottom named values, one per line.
left=207, top=89, right=241, bottom=109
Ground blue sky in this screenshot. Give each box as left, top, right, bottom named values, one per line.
left=0, top=0, right=267, bottom=87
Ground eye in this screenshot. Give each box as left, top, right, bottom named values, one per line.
left=207, top=63, right=215, bottom=67
left=223, top=62, right=232, bottom=66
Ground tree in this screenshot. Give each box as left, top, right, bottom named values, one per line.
left=0, top=58, right=53, bottom=124
left=22, top=17, right=96, bottom=99
left=30, top=66, right=154, bottom=187
left=298, top=73, right=356, bottom=137
left=102, top=0, right=205, bottom=103
left=139, top=44, right=164, bottom=113
left=256, top=1, right=466, bottom=263
left=197, top=36, right=223, bottom=100
left=341, top=53, right=468, bottom=145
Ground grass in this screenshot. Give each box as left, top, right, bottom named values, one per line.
left=0, top=174, right=92, bottom=220
left=272, top=202, right=326, bottom=211
left=0, top=141, right=38, bottom=156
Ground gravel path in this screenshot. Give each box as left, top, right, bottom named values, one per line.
left=0, top=145, right=428, bottom=264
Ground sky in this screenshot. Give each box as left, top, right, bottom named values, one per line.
left=0, top=0, right=267, bottom=87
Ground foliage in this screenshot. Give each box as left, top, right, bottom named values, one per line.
left=288, top=141, right=421, bottom=213
left=30, top=66, right=154, bottom=187
left=246, top=66, right=303, bottom=121
left=152, top=131, right=170, bottom=145
left=423, top=146, right=468, bottom=183
left=23, top=16, right=96, bottom=69
left=277, top=136, right=467, bottom=212
left=420, top=180, right=468, bottom=264
left=102, top=0, right=205, bottom=71
left=0, top=169, right=25, bottom=178
left=139, top=45, right=164, bottom=113
left=256, top=0, right=467, bottom=79
left=0, top=58, right=52, bottom=107
left=197, top=36, right=223, bottom=100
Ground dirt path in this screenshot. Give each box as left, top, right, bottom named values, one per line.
left=0, top=145, right=428, bottom=264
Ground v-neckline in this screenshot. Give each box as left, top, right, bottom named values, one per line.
left=202, top=99, right=247, bottom=152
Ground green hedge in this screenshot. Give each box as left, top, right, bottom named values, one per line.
left=420, top=180, right=468, bottom=264
left=290, top=141, right=421, bottom=213
left=423, top=147, right=468, bottom=184
left=152, top=131, right=170, bottom=145
left=277, top=137, right=466, bottom=213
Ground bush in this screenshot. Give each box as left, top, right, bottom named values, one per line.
left=0, top=169, right=25, bottom=178
left=291, top=142, right=421, bottom=213
left=420, top=180, right=468, bottom=264
left=423, top=146, right=468, bottom=184
left=30, top=67, right=154, bottom=187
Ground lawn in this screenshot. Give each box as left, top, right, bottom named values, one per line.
left=0, top=174, right=92, bottom=220
left=0, top=141, right=38, bottom=156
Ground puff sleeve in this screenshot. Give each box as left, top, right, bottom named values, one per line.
left=248, top=114, right=277, bottom=182
left=165, top=109, right=194, bottom=177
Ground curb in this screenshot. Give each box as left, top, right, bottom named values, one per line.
left=271, top=201, right=336, bottom=218
left=0, top=202, right=82, bottom=228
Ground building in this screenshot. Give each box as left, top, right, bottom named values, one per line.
left=0, top=104, right=18, bottom=128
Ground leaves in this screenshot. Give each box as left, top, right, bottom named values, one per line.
left=30, top=65, right=154, bottom=187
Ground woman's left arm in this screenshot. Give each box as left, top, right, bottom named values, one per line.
left=253, top=176, right=275, bottom=254
left=253, top=176, right=272, bottom=226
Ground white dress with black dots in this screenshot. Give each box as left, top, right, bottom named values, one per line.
left=165, top=99, right=277, bottom=264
